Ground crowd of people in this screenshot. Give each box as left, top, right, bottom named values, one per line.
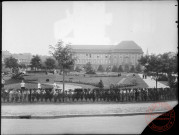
left=1, top=86, right=177, bottom=103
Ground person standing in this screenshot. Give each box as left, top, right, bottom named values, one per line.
left=20, top=80, right=25, bottom=92
left=53, top=82, right=57, bottom=90
left=38, top=82, right=41, bottom=89
left=2, top=78, right=5, bottom=88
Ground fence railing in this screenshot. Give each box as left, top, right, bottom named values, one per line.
left=1, top=87, right=177, bottom=103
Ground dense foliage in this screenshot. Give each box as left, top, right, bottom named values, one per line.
left=138, top=52, right=177, bottom=88
left=30, top=55, right=42, bottom=70
left=118, top=65, right=123, bottom=72
left=4, top=56, right=19, bottom=70
left=130, top=65, right=135, bottom=72
left=49, top=40, right=76, bottom=71
left=112, top=65, right=118, bottom=72
left=97, top=65, right=105, bottom=72
left=84, top=62, right=96, bottom=74
left=45, top=58, right=56, bottom=70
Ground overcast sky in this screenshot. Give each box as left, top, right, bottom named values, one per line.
left=2, top=1, right=178, bottom=55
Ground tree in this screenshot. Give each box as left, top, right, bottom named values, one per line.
left=135, top=64, right=141, bottom=73
left=49, top=40, right=76, bottom=102
left=118, top=65, right=123, bottom=72
left=4, top=56, right=19, bottom=73
left=19, top=63, right=26, bottom=69
left=138, top=54, right=171, bottom=88
left=30, top=55, right=42, bottom=70
left=97, top=65, right=104, bottom=72
left=130, top=65, right=135, bottom=73
left=84, top=62, right=95, bottom=74
left=124, top=64, right=129, bottom=72
left=98, top=79, right=104, bottom=89
left=106, top=66, right=111, bottom=73
left=159, top=52, right=177, bottom=87
left=75, top=66, right=81, bottom=72
left=138, top=52, right=177, bottom=88
left=159, top=52, right=177, bottom=74
left=112, top=65, right=118, bottom=72
left=45, top=58, right=56, bottom=70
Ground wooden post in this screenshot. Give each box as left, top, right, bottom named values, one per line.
left=156, top=72, right=158, bottom=89
left=30, top=89, right=31, bottom=102
left=63, top=69, right=65, bottom=102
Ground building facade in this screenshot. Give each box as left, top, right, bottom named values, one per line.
left=71, top=41, right=143, bottom=71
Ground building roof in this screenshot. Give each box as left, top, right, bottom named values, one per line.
left=71, top=41, right=143, bottom=53
left=114, top=41, right=142, bottom=50
left=70, top=45, right=113, bottom=50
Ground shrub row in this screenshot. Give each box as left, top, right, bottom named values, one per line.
left=26, top=70, right=47, bottom=74
left=56, top=80, right=99, bottom=87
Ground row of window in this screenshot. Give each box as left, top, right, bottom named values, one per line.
left=76, top=59, right=110, bottom=64
left=76, top=58, right=139, bottom=65
left=76, top=54, right=142, bottom=59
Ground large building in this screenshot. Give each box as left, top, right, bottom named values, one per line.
left=71, top=41, right=143, bottom=71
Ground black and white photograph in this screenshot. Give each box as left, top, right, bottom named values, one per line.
left=1, top=1, right=178, bottom=134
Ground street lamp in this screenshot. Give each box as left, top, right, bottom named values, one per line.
left=143, top=62, right=149, bottom=79
left=155, top=73, right=159, bottom=89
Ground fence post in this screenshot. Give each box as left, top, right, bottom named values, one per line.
left=30, top=89, right=31, bottom=102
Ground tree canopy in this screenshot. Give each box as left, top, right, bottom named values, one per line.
left=124, top=64, right=129, bottom=72
left=135, top=64, right=141, bottom=73
left=98, top=79, right=104, bottom=89
left=118, top=65, right=123, bottom=72
left=30, top=55, right=42, bottom=70
left=106, top=66, right=111, bottom=72
left=4, top=56, right=19, bottom=69
left=83, top=62, right=95, bottom=74
left=138, top=52, right=177, bottom=74
left=45, top=57, right=56, bottom=70
left=49, top=40, right=76, bottom=71
left=112, top=65, right=118, bottom=72
left=75, top=66, right=81, bottom=72
left=130, top=65, right=135, bottom=73
left=138, top=52, right=177, bottom=88
left=97, top=65, right=105, bottom=72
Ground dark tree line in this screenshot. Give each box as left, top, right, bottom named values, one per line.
left=138, top=52, right=177, bottom=88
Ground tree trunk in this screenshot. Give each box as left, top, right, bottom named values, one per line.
left=156, top=72, right=158, bottom=89
left=63, top=69, right=65, bottom=102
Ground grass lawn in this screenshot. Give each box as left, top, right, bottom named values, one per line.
left=23, top=72, right=125, bottom=88
left=158, top=81, right=169, bottom=86
left=3, top=72, right=148, bottom=89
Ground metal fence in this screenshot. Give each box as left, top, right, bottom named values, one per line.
left=1, top=87, right=177, bottom=103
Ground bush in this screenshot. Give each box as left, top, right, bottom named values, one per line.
left=168, top=74, right=177, bottom=88
left=158, top=74, right=168, bottom=81
left=98, top=79, right=104, bottom=88
left=26, top=70, right=46, bottom=74
left=97, top=65, right=105, bottom=72
left=130, top=65, right=135, bottom=73
left=75, top=66, right=81, bottom=72
left=11, top=73, right=24, bottom=80
left=112, top=65, right=118, bottom=72
left=131, top=78, right=137, bottom=85
left=118, top=65, right=123, bottom=72
left=86, top=70, right=96, bottom=74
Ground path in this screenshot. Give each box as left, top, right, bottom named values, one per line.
left=138, top=74, right=169, bottom=88
left=117, top=78, right=126, bottom=85
left=43, top=82, right=82, bottom=90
